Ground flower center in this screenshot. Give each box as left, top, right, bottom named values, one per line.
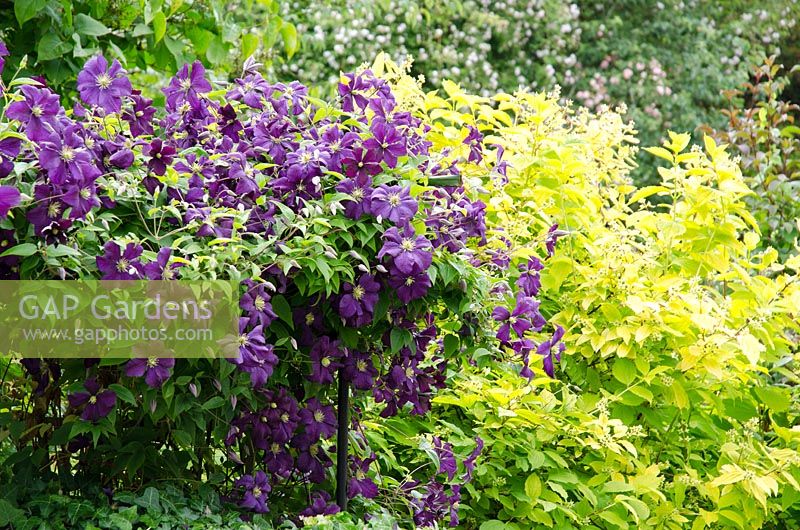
left=300, top=152, right=312, bottom=164
left=31, top=105, right=43, bottom=117
left=401, top=238, right=415, bottom=251
left=313, top=410, right=324, bottom=422
left=95, top=73, right=112, bottom=90
left=280, top=413, right=289, bottom=423
left=116, top=258, right=130, bottom=273
left=162, top=267, right=175, bottom=280
left=80, top=188, right=91, bottom=200
left=305, top=313, right=315, bottom=325
left=238, top=334, right=250, bottom=347
left=244, top=82, right=255, bottom=91
left=89, top=395, right=97, bottom=404
left=47, top=202, right=62, bottom=218
left=147, top=357, right=159, bottom=368
left=356, top=469, right=366, bottom=480
left=351, top=188, right=364, bottom=200
left=60, top=146, right=76, bottom=162
left=254, top=296, right=266, bottom=311
left=356, top=360, right=367, bottom=371
left=405, top=366, right=414, bottom=378
left=309, top=444, right=319, bottom=457
left=405, top=276, right=415, bottom=286
left=191, top=162, right=203, bottom=173
left=381, top=142, right=388, bottom=149
left=180, top=78, right=192, bottom=91
left=321, top=356, right=331, bottom=367
left=271, top=443, right=281, bottom=454
left=252, top=487, right=262, bottom=497
left=388, top=193, right=401, bottom=206
left=352, top=285, right=365, bottom=301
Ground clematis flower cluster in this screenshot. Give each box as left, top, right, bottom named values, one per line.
left=0, top=44, right=556, bottom=526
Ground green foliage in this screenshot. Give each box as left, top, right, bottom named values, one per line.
left=702, top=56, right=800, bottom=257
left=0, top=484, right=400, bottom=529
left=378, top=56, right=800, bottom=529
left=0, top=0, right=298, bottom=91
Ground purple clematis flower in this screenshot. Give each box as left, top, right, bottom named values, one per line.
left=309, top=336, right=344, bottom=385
left=343, top=148, right=382, bottom=180
left=377, top=226, right=433, bottom=274
left=516, top=257, right=544, bottom=297
left=125, top=357, right=175, bottom=388
left=0, top=186, right=20, bottom=219
left=143, top=138, right=176, bottom=176
left=343, top=350, right=378, bottom=390
left=163, top=61, right=212, bottom=110
left=538, top=325, right=565, bottom=377
left=492, top=296, right=544, bottom=343
left=462, top=436, right=484, bottom=481
left=462, top=125, right=484, bottom=163
left=387, top=263, right=432, bottom=303
left=0, top=41, right=8, bottom=75
left=143, top=248, right=182, bottom=280
left=38, top=125, right=99, bottom=185
left=68, top=378, right=116, bottom=422
left=122, top=91, right=156, bottom=137
left=348, top=454, right=379, bottom=499
left=76, top=54, right=132, bottom=113
left=227, top=73, right=272, bottom=109
left=264, top=442, right=294, bottom=477
left=364, top=121, right=406, bottom=167
left=545, top=223, right=560, bottom=257
left=62, top=174, right=101, bottom=218
left=96, top=241, right=143, bottom=280
left=240, top=280, right=278, bottom=328
left=235, top=471, right=271, bottom=513
left=6, top=85, right=62, bottom=142
left=336, top=175, right=373, bottom=220
left=293, top=433, right=333, bottom=484
left=300, top=491, right=340, bottom=517
left=299, top=398, right=337, bottom=440
left=338, top=274, right=380, bottom=327
left=237, top=319, right=279, bottom=387
left=370, top=185, right=418, bottom=225
left=433, top=437, right=457, bottom=480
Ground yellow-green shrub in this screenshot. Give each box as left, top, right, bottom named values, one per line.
left=366, top=55, right=800, bottom=529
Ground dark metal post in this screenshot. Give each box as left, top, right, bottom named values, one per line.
left=336, top=367, right=349, bottom=510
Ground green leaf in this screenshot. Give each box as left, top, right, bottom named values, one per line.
left=271, top=294, right=294, bottom=329
left=75, top=13, right=110, bottom=36
left=152, top=11, right=167, bottom=43
left=14, top=0, right=47, bottom=25
left=280, top=23, right=298, bottom=59
left=37, top=34, right=73, bottom=62
left=479, top=521, right=507, bottom=530
left=612, top=358, right=636, bottom=385
left=202, top=396, right=226, bottom=410
left=206, top=35, right=228, bottom=65
left=443, top=334, right=460, bottom=357
left=754, top=386, right=791, bottom=413
left=134, top=487, right=161, bottom=513
left=109, top=384, right=136, bottom=405
left=242, top=33, right=259, bottom=59
left=524, top=474, right=542, bottom=500
left=1, top=243, right=37, bottom=257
